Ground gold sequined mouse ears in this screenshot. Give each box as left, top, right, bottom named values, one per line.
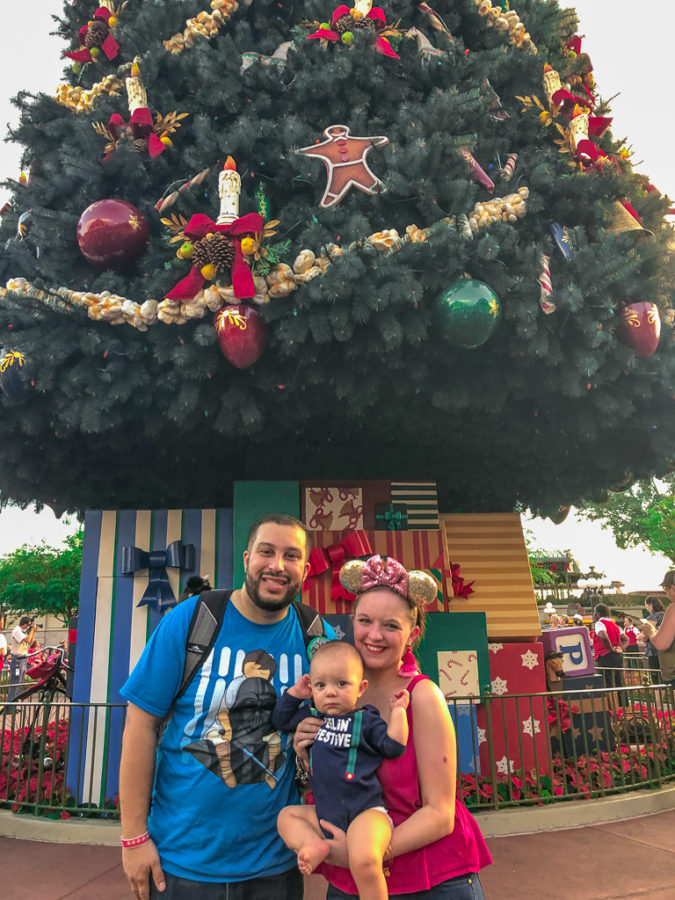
left=339, top=554, right=437, bottom=606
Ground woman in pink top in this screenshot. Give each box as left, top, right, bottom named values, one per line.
left=295, top=555, right=492, bottom=898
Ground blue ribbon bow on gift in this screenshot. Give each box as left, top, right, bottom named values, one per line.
left=122, top=541, right=195, bottom=611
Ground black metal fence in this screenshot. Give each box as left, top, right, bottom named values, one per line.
left=1, top=684, right=673, bottom=818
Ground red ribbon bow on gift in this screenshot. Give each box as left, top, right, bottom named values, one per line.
left=108, top=109, right=166, bottom=158
left=307, top=5, right=399, bottom=59
left=306, top=530, right=373, bottom=602
left=64, top=7, right=119, bottom=64
left=449, top=562, right=475, bottom=600
left=165, top=212, right=264, bottom=301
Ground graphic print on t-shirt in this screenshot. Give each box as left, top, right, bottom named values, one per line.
left=184, top=648, right=286, bottom=789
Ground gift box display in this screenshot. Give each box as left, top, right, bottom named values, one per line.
left=302, top=528, right=447, bottom=615
left=71, top=507, right=234, bottom=807
left=549, top=695, right=616, bottom=756
left=449, top=703, right=481, bottom=774
left=539, top=626, right=594, bottom=677
left=301, top=481, right=439, bottom=532
left=440, top=513, right=541, bottom=641
left=561, top=673, right=605, bottom=698
left=476, top=641, right=550, bottom=775
left=417, top=612, right=491, bottom=695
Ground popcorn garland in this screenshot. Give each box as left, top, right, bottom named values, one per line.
left=163, top=0, right=240, bottom=55
left=2, top=187, right=530, bottom=330
left=55, top=73, right=125, bottom=113
left=472, top=1, right=537, bottom=54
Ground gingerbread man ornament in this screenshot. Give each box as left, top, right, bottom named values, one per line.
left=298, top=124, right=389, bottom=208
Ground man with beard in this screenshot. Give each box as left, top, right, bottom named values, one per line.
left=119, top=514, right=335, bottom=900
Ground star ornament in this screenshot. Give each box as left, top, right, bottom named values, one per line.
left=297, top=125, right=389, bottom=208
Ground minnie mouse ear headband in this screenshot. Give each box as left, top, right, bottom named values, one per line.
left=339, top=554, right=437, bottom=607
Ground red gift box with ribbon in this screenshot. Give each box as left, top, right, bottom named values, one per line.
left=302, top=528, right=447, bottom=615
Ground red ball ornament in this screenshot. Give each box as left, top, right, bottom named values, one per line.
left=615, top=302, right=661, bottom=358
left=214, top=305, right=267, bottom=369
left=76, top=198, right=149, bottom=271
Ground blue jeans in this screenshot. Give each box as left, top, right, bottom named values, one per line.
left=327, top=872, right=485, bottom=899
left=149, top=866, right=303, bottom=899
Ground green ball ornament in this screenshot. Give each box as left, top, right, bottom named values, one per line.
left=342, top=31, right=354, bottom=45
left=436, top=278, right=501, bottom=348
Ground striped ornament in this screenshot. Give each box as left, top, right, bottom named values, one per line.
left=538, top=253, right=556, bottom=314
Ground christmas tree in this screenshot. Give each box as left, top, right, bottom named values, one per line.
left=0, top=0, right=672, bottom=515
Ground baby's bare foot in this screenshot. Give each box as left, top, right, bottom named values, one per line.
left=297, top=838, right=330, bottom=875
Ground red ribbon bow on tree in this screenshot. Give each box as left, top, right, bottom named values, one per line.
left=307, top=5, right=399, bottom=59
left=108, top=109, right=166, bottom=158
left=449, top=562, right=475, bottom=600
left=165, top=212, right=263, bottom=301
left=64, top=7, right=119, bottom=64
left=306, top=530, right=373, bottom=601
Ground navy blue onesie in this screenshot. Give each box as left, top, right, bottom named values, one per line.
left=272, top=692, right=406, bottom=832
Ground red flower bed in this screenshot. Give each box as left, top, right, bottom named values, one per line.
left=1, top=717, right=71, bottom=815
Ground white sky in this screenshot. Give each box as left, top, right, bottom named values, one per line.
left=0, top=3, right=671, bottom=590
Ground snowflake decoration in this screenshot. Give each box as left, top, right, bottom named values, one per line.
left=491, top=676, right=508, bottom=696
left=521, top=717, right=541, bottom=737
left=477, top=727, right=487, bottom=745
left=496, top=755, right=515, bottom=775
left=520, top=649, right=540, bottom=670
left=489, top=643, right=504, bottom=654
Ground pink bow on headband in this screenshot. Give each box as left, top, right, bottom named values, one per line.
left=362, top=555, right=409, bottom=597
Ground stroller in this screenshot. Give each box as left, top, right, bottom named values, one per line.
left=3, top=646, right=71, bottom=759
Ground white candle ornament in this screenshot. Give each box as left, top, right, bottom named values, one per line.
left=216, top=156, right=241, bottom=225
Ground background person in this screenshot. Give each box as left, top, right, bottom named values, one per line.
left=119, top=514, right=334, bottom=900
left=8, top=615, right=36, bottom=702
left=178, top=574, right=212, bottom=603
left=592, top=603, right=623, bottom=692
left=641, top=595, right=665, bottom=681
left=296, top=554, right=492, bottom=899
left=638, top=572, right=675, bottom=688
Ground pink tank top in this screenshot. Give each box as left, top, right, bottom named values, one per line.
left=317, top=674, right=493, bottom=894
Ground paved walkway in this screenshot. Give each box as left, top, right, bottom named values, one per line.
left=0, top=811, right=673, bottom=899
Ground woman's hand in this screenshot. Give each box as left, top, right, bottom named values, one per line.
left=638, top=620, right=657, bottom=640
left=320, top=820, right=349, bottom=867
left=293, top=715, right=324, bottom=765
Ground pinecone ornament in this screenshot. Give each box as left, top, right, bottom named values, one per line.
left=334, top=14, right=377, bottom=37
left=133, top=138, right=150, bottom=154
left=84, top=19, right=109, bottom=49
left=192, top=233, right=235, bottom=274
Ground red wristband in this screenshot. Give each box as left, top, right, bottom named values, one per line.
left=121, top=831, right=150, bottom=849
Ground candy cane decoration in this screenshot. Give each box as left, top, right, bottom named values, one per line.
left=538, top=253, right=556, bottom=314
left=501, top=153, right=518, bottom=181
left=155, top=168, right=211, bottom=213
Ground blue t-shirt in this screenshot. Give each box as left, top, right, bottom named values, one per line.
left=121, top=597, right=334, bottom=882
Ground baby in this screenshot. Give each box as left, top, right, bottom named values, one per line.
left=273, top=640, right=408, bottom=900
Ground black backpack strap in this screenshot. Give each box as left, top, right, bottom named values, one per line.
left=292, top=600, right=328, bottom=657
left=161, top=590, right=232, bottom=733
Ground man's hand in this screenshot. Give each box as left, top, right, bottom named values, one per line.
left=390, top=689, right=410, bottom=711
left=293, top=714, right=324, bottom=765
left=123, top=838, right=165, bottom=899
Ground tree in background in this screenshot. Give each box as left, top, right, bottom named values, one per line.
left=0, top=530, right=83, bottom=626
left=577, top=475, right=675, bottom=564
left=0, top=0, right=672, bottom=515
